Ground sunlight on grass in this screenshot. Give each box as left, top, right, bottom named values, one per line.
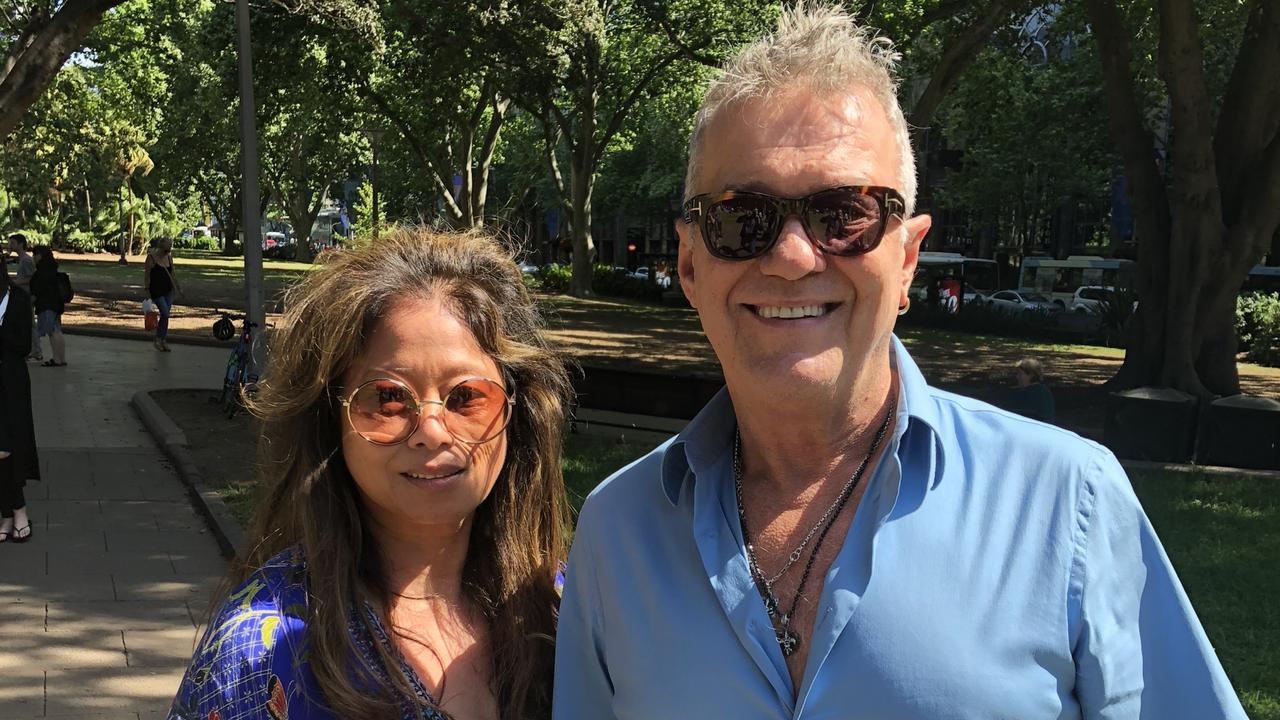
left=562, top=432, right=658, bottom=512
left=1130, top=471, right=1280, bottom=719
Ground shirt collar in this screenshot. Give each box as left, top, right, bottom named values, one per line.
left=660, top=334, right=946, bottom=506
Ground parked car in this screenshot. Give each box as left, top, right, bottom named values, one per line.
left=982, top=290, right=1059, bottom=316
left=518, top=261, right=540, bottom=274
left=1068, top=286, right=1116, bottom=314
left=627, top=266, right=672, bottom=288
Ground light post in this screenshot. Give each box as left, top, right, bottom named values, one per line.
left=235, top=0, right=265, bottom=376
left=362, top=128, right=386, bottom=240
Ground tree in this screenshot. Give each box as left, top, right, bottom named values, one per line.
left=355, top=1, right=518, bottom=229
left=255, top=10, right=364, bottom=261
left=496, top=0, right=773, bottom=295
left=1085, top=0, right=1280, bottom=396
left=0, top=0, right=130, bottom=140
left=932, top=14, right=1115, bottom=258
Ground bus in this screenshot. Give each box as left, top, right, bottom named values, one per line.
left=1017, top=255, right=1136, bottom=307
left=1243, top=265, right=1280, bottom=294
left=911, top=252, right=1000, bottom=312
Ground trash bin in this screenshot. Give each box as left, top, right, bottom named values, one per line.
left=1103, top=387, right=1199, bottom=462
left=1196, top=394, right=1280, bottom=470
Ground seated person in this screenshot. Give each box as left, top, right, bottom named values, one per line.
left=1006, top=357, right=1056, bottom=423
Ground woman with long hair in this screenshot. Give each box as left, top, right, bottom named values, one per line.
left=144, top=236, right=181, bottom=351
left=168, top=228, right=572, bottom=719
left=0, top=262, right=39, bottom=543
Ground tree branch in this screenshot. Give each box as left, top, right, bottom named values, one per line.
left=637, top=4, right=722, bottom=67
left=540, top=111, right=570, bottom=211
left=1237, top=128, right=1280, bottom=257
left=1083, top=0, right=1171, bottom=252
left=357, top=80, right=464, bottom=221
left=1214, top=0, right=1280, bottom=221
left=917, top=0, right=980, bottom=28
left=593, top=49, right=684, bottom=167
left=906, top=0, right=1018, bottom=131
left=0, top=0, right=125, bottom=140
left=1157, top=0, right=1221, bottom=220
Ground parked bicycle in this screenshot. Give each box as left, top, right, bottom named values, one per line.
left=211, top=310, right=259, bottom=418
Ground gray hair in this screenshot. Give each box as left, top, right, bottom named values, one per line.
left=684, top=2, right=917, bottom=218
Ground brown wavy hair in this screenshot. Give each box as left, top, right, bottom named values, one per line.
left=228, top=227, right=571, bottom=719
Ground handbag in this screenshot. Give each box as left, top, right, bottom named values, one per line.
left=142, top=298, right=159, bottom=331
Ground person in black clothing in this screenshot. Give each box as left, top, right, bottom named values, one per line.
left=0, top=263, right=38, bottom=543
left=30, top=246, right=67, bottom=367
left=144, top=236, right=181, bottom=351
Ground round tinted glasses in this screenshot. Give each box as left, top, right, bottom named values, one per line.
left=340, top=377, right=515, bottom=446
left=682, top=185, right=906, bottom=261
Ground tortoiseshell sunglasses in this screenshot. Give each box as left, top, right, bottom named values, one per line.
left=681, top=185, right=906, bottom=261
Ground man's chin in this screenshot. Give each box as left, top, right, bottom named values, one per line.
left=740, top=350, right=846, bottom=390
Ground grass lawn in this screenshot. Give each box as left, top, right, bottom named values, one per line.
left=1129, top=470, right=1280, bottom=718
left=58, top=249, right=312, bottom=310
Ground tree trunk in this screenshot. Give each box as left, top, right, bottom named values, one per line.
left=116, top=186, right=127, bottom=263
left=569, top=148, right=595, bottom=296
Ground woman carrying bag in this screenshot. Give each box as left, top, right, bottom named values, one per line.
left=144, top=237, right=182, bottom=351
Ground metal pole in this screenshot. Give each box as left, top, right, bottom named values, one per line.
left=371, top=136, right=380, bottom=240
left=235, top=0, right=266, bottom=378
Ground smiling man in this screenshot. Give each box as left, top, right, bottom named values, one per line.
left=553, top=5, right=1246, bottom=719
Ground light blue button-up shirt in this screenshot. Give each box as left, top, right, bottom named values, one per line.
left=554, top=337, right=1246, bottom=719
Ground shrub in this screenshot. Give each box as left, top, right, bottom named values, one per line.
left=1236, top=292, right=1280, bottom=366
left=174, top=234, right=220, bottom=251
left=62, top=230, right=100, bottom=253
left=9, top=229, right=52, bottom=246
left=536, top=263, right=572, bottom=294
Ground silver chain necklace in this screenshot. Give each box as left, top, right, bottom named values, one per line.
left=733, top=397, right=896, bottom=658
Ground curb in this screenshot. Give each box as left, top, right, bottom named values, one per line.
left=65, top=325, right=231, bottom=349
left=1119, top=458, right=1280, bottom=481
left=131, top=390, right=246, bottom=560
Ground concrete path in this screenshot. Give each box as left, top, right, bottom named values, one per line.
left=0, top=336, right=228, bottom=719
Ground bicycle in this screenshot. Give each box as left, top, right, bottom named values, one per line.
left=212, top=310, right=259, bottom=418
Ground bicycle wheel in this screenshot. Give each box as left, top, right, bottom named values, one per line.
left=222, top=350, right=247, bottom=417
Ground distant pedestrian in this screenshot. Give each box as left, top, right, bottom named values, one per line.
left=144, top=237, right=181, bottom=352
left=1007, top=357, right=1056, bottom=423
left=30, top=246, right=68, bottom=367
left=6, top=233, right=41, bottom=362
left=0, top=264, right=39, bottom=544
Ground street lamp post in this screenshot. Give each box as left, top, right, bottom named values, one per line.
left=235, top=0, right=265, bottom=377
left=362, top=128, right=386, bottom=240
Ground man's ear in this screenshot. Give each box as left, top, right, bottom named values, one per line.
left=900, top=213, right=931, bottom=307
left=676, top=219, right=698, bottom=309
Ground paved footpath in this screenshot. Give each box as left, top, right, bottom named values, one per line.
left=0, top=335, right=229, bottom=719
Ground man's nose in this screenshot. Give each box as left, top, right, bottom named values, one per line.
left=759, top=215, right=824, bottom=279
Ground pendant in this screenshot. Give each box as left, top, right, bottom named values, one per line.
left=777, top=626, right=800, bottom=657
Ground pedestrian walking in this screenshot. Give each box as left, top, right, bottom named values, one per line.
left=0, top=264, right=38, bottom=544
left=6, top=233, right=41, bottom=362
left=30, top=246, right=68, bottom=367
left=144, top=236, right=181, bottom=352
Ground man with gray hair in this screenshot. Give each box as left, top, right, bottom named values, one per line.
left=554, top=4, right=1245, bottom=718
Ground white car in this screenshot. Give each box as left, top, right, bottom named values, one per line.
left=627, top=266, right=672, bottom=288
left=1069, top=286, right=1116, bottom=314
left=983, top=290, right=1059, bottom=316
